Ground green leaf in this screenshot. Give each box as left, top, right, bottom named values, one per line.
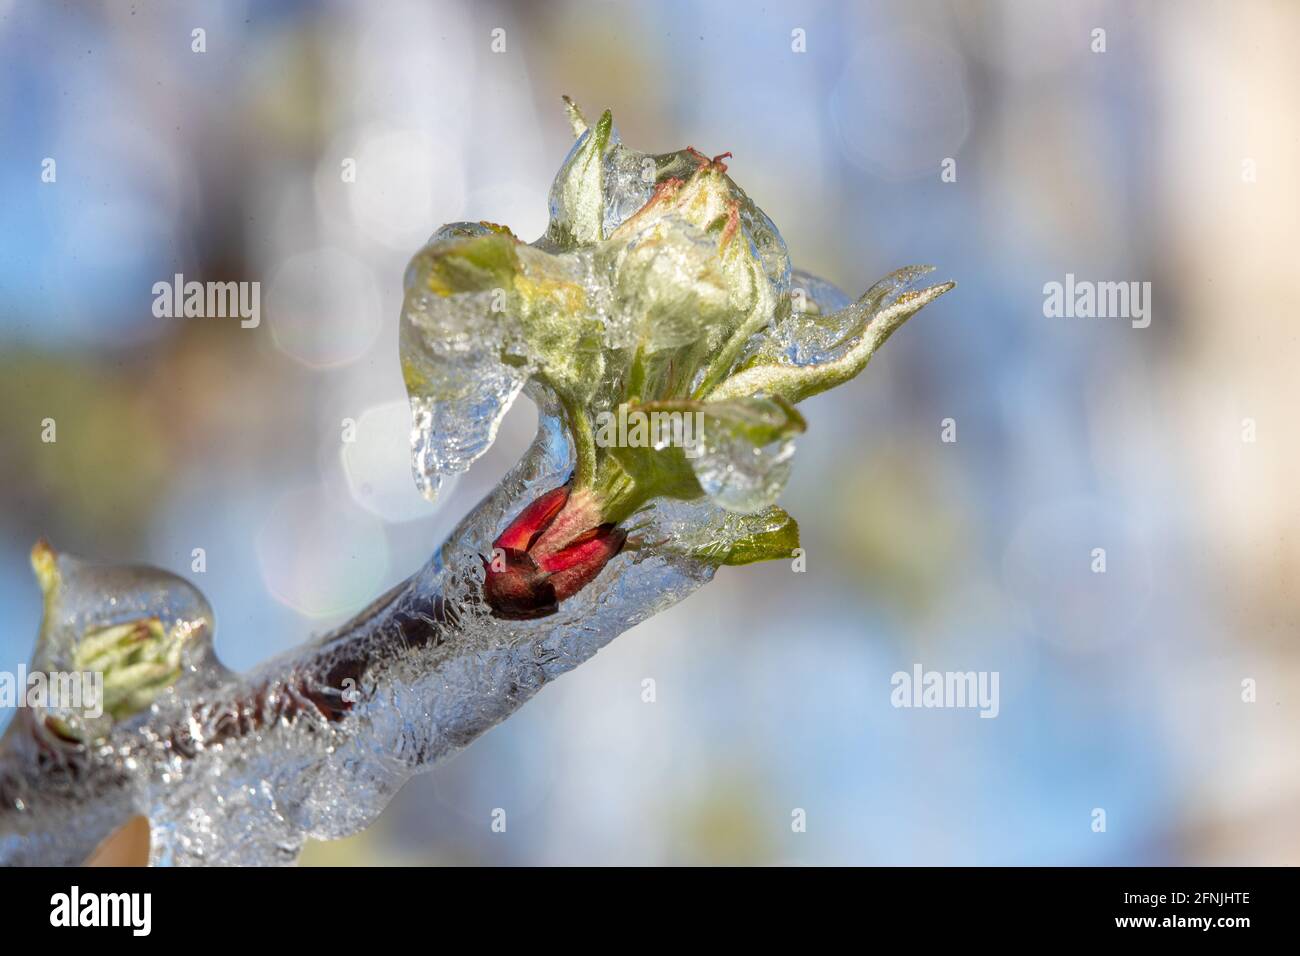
left=686, top=507, right=801, bottom=566
left=708, top=269, right=955, bottom=405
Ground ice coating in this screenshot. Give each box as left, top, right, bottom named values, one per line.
left=0, top=101, right=951, bottom=865
left=0, top=389, right=715, bottom=866
left=689, top=396, right=804, bottom=515
left=398, top=113, right=808, bottom=511
left=22, top=545, right=221, bottom=742
left=600, top=142, right=658, bottom=238
left=401, top=225, right=532, bottom=501
left=763, top=265, right=940, bottom=369
left=398, top=108, right=950, bottom=518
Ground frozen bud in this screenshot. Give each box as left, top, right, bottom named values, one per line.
left=483, top=484, right=627, bottom=619
left=402, top=99, right=953, bottom=594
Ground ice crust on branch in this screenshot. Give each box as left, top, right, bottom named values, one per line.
left=0, top=102, right=951, bottom=865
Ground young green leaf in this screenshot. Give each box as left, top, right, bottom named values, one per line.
left=709, top=266, right=955, bottom=404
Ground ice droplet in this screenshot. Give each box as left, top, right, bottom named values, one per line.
left=791, top=268, right=853, bottom=316
left=691, top=401, right=798, bottom=515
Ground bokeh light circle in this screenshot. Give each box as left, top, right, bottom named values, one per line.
left=345, top=127, right=466, bottom=251
left=255, top=485, right=391, bottom=619
left=340, top=399, right=455, bottom=523
left=266, top=247, right=382, bottom=368
left=831, top=28, right=971, bottom=182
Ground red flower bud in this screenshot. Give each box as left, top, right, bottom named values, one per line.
left=492, top=485, right=569, bottom=552
left=483, top=485, right=627, bottom=620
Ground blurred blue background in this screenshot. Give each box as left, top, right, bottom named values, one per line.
left=2, top=0, right=1296, bottom=864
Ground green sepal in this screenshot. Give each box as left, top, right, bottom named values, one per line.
left=545, top=109, right=614, bottom=248
left=687, top=507, right=801, bottom=566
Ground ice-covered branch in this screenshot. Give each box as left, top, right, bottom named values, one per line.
left=1, top=393, right=710, bottom=864
left=0, top=101, right=952, bottom=865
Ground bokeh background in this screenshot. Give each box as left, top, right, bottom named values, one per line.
left=2, top=0, right=1297, bottom=865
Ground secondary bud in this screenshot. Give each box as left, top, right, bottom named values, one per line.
left=483, top=485, right=627, bottom=620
